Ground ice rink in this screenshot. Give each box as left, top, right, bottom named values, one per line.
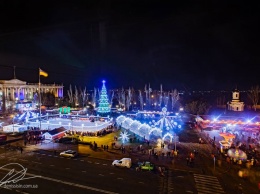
left=27, top=118, right=113, bottom=132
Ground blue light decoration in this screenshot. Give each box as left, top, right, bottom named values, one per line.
left=119, top=131, right=130, bottom=144
left=97, top=80, right=111, bottom=114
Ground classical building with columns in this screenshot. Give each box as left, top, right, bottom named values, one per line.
left=0, top=78, right=63, bottom=111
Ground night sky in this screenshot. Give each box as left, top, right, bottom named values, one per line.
left=0, top=0, right=259, bottom=91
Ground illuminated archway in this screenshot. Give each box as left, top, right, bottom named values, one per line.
left=149, top=127, right=162, bottom=138
left=162, top=132, right=173, bottom=143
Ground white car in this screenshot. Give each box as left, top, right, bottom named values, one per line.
left=60, top=150, right=78, bottom=158
left=112, top=158, right=132, bottom=168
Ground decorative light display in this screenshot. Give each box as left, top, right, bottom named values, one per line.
left=119, top=131, right=130, bottom=144
left=97, top=80, right=111, bottom=114
left=115, top=107, right=182, bottom=142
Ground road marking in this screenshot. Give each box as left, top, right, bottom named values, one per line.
left=117, top=178, right=123, bottom=180
left=32, top=161, right=42, bottom=164
left=99, top=174, right=104, bottom=176
left=48, top=155, right=52, bottom=156
left=138, top=182, right=144, bottom=184
left=41, top=154, right=46, bottom=155
left=103, top=164, right=107, bottom=165
left=73, top=159, right=77, bottom=160
left=16, top=189, right=30, bottom=194
left=87, top=161, right=92, bottom=163
left=80, top=160, right=84, bottom=162
left=194, top=174, right=225, bottom=194
left=19, top=159, right=28, bottom=162
left=110, top=173, right=114, bottom=174
left=1, top=167, right=118, bottom=194
left=66, top=168, right=70, bottom=170
left=82, top=171, right=86, bottom=173
left=50, top=165, right=54, bottom=167
left=95, top=162, right=100, bottom=164
left=54, top=156, right=58, bottom=157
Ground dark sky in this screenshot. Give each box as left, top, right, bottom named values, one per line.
left=0, top=0, right=259, bottom=91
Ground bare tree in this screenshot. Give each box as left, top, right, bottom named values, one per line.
left=159, top=84, right=163, bottom=108
left=110, top=90, right=114, bottom=107
left=121, top=88, right=126, bottom=109
left=248, top=85, right=260, bottom=111
left=171, top=89, right=179, bottom=110
left=67, top=85, right=73, bottom=105
left=144, top=84, right=148, bottom=106
left=74, top=86, right=79, bottom=107
left=138, top=90, right=144, bottom=110
left=163, top=92, right=169, bottom=108
left=126, top=87, right=132, bottom=111
left=185, top=100, right=210, bottom=115
left=148, top=84, right=152, bottom=107
left=80, top=87, right=87, bottom=108
left=92, top=88, right=97, bottom=108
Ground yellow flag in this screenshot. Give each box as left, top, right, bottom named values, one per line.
left=39, top=68, right=48, bottom=77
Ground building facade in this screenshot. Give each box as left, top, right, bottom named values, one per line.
left=227, top=89, right=244, bottom=111
left=0, top=79, right=63, bottom=111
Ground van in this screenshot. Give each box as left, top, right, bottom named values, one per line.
left=112, top=158, right=132, bottom=168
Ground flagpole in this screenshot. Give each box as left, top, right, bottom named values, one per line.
left=39, top=68, right=41, bottom=130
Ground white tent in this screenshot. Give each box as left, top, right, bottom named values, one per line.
left=3, top=124, right=27, bottom=133
left=16, top=111, right=38, bottom=121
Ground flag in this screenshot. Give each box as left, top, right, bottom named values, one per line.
left=39, top=68, right=48, bottom=77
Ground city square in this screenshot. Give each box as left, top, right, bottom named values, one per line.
left=1, top=1, right=260, bottom=194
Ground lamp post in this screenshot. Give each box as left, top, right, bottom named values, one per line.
left=174, top=133, right=177, bottom=152
left=12, top=117, right=15, bottom=134
left=214, top=156, right=216, bottom=171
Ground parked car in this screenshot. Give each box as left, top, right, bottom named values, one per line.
left=112, top=158, right=132, bottom=168
left=60, top=150, right=78, bottom=158
left=137, top=161, right=154, bottom=171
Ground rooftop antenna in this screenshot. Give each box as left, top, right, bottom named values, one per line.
left=13, top=66, right=16, bottom=79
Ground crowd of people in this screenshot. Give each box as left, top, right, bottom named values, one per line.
left=65, top=124, right=115, bottom=137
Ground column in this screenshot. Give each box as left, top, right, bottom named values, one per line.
left=56, top=88, right=58, bottom=98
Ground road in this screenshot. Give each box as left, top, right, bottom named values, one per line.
left=1, top=128, right=260, bottom=194
left=0, top=145, right=163, bottom=194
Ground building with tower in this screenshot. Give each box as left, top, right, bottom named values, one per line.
left=227, top=89, right=244, bottom=111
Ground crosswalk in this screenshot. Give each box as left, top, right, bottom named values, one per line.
left=194, top=174, right=225, bottom=194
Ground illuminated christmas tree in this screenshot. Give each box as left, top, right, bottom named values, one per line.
left=97, top=80, right=111, bottom=114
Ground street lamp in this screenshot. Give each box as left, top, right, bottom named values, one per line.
left=213, top=156, right=216, bottom=171
left=81, top=124, right=84, bottom=133
left=174, top=133, right=177, bottom=152
left=12, top=117, right=15, bottom=134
